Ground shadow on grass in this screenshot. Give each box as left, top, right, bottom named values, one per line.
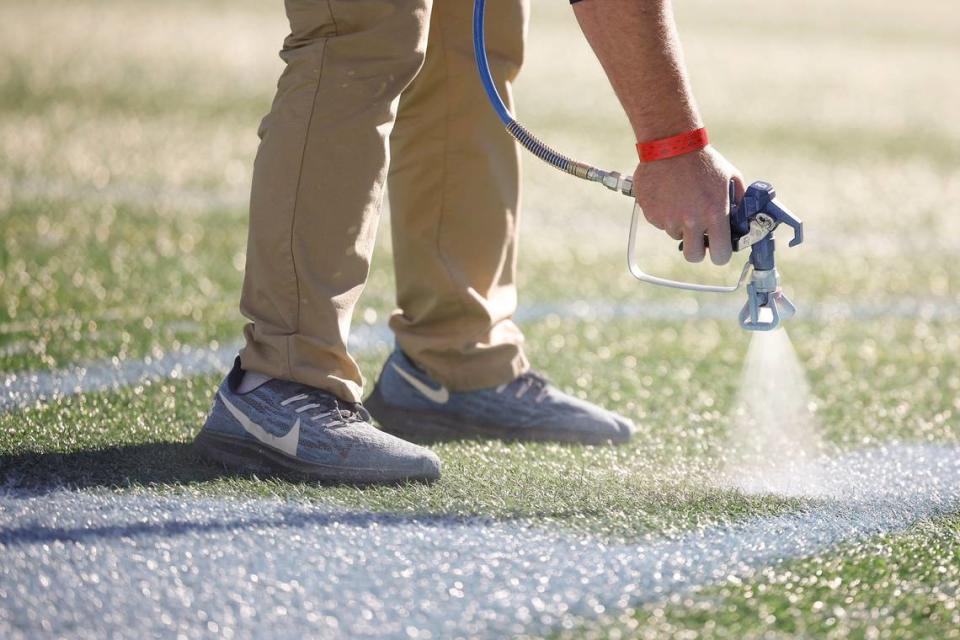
left=0, top=442, right=228, bottom=492
left=0, top=442, right=440, bottom=492
left=0, top=443, right=514, bottom=547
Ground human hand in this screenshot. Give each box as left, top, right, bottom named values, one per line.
left=631, top=146, right=744, bottom=265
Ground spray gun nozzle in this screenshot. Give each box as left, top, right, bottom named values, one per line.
left=738, top=290, right=797, bottom=332
left=738, top=269, right=797, bottom=331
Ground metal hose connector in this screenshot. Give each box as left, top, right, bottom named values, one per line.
left=506, top=120, right=591, bottom=178
left=505, top=120, right=633, bottom=195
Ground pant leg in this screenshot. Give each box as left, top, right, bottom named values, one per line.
left=239, top=0, right=432, bottom=402
left=387, top=0, right=530, bottom=391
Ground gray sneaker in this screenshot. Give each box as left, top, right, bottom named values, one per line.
left=365, top=349, right=635, bottom=445
left=194, top=358, right=441, bottom=484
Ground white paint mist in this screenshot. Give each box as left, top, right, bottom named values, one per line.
left=721, top=328, right=829, bottom=497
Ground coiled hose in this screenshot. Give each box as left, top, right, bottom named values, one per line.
left=472, top=0, right=633, bottom=195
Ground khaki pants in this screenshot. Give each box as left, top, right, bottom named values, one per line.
left=239, top=0, right=530, bottom=402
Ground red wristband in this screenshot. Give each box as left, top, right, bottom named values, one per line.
left=636, top=127, right=709, bottom=162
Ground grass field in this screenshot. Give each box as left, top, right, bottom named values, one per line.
left=2, top=0, right=960, bottom=637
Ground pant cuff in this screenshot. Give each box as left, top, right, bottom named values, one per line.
left=401, top=343, right=531, bottom=392
left=239, top=324, right=364, bottom=403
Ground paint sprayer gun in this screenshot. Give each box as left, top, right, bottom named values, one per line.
left=627, top=179, right=804, bottom=331
left=730, top=181, right=803, bottom=330
left=472, top=0, right=804, bottom=331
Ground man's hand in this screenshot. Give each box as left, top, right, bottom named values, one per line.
left=572, top=0, right=744, bottom=264
left=632, top=146, right=744, bottom=265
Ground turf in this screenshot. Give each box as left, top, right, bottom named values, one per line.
left=3, top=317, right=958, bottom=542
left=1, top=319, right=805, bottom=540
left=562, top=514, right=960, bottom=639
left=2, top=0, right=959, bottom=636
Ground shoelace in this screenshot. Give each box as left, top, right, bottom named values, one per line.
left=280, top=393, right=369, bottom=423
left=496, top=371, right=551, bottom=403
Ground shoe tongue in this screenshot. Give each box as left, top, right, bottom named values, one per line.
left=524, top=370, right=549, bottom=384
left=236, top=370, right=272, bottom=394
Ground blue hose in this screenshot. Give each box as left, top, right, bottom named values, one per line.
left=472, top=0, right=513, bottom=125
left=473, top=0, right=630, bottom=190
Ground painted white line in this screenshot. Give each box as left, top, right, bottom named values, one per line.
left=4, top=297, right=958, bottom=414
left=0, top=325, right=392, bottom=413
left=1, top=443, right=958, bottom=638
left=519, top=297, right=960, bottom=322
left=1, top=340, right=240, bottom=413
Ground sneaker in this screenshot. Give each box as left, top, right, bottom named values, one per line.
left=194, top=358, right=441, bottom=484
left=365, top=349, right=635, bottom=445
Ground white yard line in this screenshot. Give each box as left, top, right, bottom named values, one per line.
left=1, top=340, right=243, bottom=413
left=0, top=325, right=392, bottom=413
left=1, top=443, right=958, bottom=638
left=4, top=298, right=960, bottom=414
left=521, top=297, right=960, bottom=322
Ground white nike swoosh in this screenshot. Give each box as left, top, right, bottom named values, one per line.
left=218, top=391, right=300, bottom=456
left=391, top=363, right=449, bottom=404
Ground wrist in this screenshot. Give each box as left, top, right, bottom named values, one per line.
left=636, top=127, right=709, bottom=162
left=627, top=106, right=702, bottom=143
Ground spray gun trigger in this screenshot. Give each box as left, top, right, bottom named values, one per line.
left=767, top=198, right=804, bottom=248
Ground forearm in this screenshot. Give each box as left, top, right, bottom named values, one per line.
left=572, top=0, right=701, bottom=141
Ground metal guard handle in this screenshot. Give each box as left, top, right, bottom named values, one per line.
left=627, top=202, right=752, bottom=293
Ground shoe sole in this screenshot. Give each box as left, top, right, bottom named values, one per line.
left=365, top=385, right=628, bottom=446
left=193, top=430, right=438, bottom=485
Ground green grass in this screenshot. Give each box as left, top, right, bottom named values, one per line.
left=2, top=0, right=959, bottom=374
left=562, top=515, right=960, bottom=639
left=2, top=0, right=959, bottom=636
left=0, top=319, right=803, bottom=540
left=3, top=317, right=958, bottom=544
